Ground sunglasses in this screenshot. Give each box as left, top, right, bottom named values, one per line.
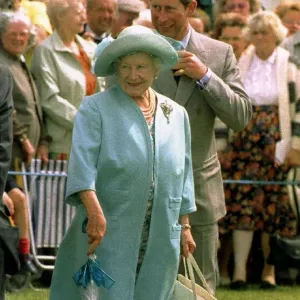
left=225, top=3, right=248, bottom=11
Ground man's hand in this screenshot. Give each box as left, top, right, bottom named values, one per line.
left=22, top=139, right=36, bottom=166
left=37, top=144, right=49, bottom=164
left=173, top=50, right=207, bottom=80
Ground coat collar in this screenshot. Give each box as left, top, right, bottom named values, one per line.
left=113, top=84, right=174, bottom=125
left=51, top=31, right=96, bottom=59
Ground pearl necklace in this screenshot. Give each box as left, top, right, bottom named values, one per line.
left=140, top=90, right=156, bottom=122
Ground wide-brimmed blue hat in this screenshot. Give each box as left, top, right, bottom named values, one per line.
left=92, top=25, right=178, bottom=77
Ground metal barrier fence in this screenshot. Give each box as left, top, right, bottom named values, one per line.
left=6, top=166, right=300, bottom=273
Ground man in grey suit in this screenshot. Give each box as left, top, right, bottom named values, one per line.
left=0, top=64, right=14, bottom=300
left=150, top=0, right=252, bottom=293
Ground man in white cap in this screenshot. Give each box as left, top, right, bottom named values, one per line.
left=111, top=0, right=145, bottom=37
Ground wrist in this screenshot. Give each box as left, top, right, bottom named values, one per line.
left=16, top=133, right=28, bottom=145
left=181, top=224, right=191, bottom=230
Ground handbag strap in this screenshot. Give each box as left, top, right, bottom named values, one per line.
left=188, top=254, right=212, bottom=294
left=183, top=254, right=213, bottom=297
left=186, top=255, right=198, bottom=300
left=183, top=254, right=188, bottom=278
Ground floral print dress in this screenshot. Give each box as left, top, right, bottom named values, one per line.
left=219, top=105, right=297, bottom=237
left=136, top=116, right=156, bottom=278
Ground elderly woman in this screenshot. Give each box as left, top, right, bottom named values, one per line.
left=213, top=13, right=249, bottom=61
left=0, top=11, right=50, bottom=273
left=49, top=25, right=196, bottom=300
left=212, top=12, right=250, bottom=285
left=31, top=0, right=99, bottom=159
left=215, top=0, right=261, bottom=19
left=220, top=11, right=300, bottom=290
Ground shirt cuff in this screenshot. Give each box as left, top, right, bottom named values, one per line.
left=196, top=68, right=212, bottom=90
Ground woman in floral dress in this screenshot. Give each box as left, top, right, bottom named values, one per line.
left=219, top=11, right=300, bottom=290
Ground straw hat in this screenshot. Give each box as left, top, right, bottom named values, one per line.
left=92, top=25, right=178, bottom=77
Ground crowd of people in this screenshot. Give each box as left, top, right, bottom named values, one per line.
left=0, top=0, right=300, bottom=299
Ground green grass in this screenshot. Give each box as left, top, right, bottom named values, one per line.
left=216, top=286, right=300, bottom=300
left=6, top=288, right=49, bottom=300
left=5, top=286, right=300, bottom=300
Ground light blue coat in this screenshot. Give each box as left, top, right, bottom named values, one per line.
left=49, top=84, right=196, bottom=300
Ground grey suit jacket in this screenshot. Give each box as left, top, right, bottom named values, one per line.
left=0, top=48, right=48, bottom=162
left=153, top=29, right=252, bottom=224
left=0, top=64, right=13, bottom=207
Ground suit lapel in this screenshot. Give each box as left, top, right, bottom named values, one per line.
left=153, top=70, right=177, bottom=100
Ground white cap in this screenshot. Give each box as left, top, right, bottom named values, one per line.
left=117, top=0, right=145, bottom=13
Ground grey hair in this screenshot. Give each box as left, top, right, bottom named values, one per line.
left=0, top=11, right=35, bottom=45
left=47, top=0, right=83, bottom=29
left=245, top=11, right=287, bottom=45
left=114, top=52, right=162, bottom=73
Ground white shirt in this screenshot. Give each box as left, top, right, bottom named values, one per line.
left=244, top=49, right=279, bottom=106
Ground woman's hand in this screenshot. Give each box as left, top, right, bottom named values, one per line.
left=86, top=213, right=107, bottom=256
left=80, top=190, right=107, bottom=256
left=181, top=228, right=196, bottom=258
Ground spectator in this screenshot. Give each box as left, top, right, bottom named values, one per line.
left=31, top=0, right=99, bottom=160
left=275, top=1, right=300, bottom=37
left=0, top=11, right=51, bottom=273
left=189, top=8, right=211, bottom=34
left=0, top=64, right=13, bottom=300
left=21, top=1, right=53, bottom=67
left=0, top=12, right=50, bottom=167
left=20, top=0, right=52, bottom=35
left=150, top=0, right=252, bottom=293
left=212, top=12, right=249, bottom=286
left=220, top=11, right=300, bottom=290
left=215, top=0, right=261, bottom=18
left=212, top=12, right=249, bottom=60
left=83, top=0, right=117, bottom=43
left=3, top=176, right=37, bottom=274
left=276, top=2, right=300, bottom=66
left=135, top=0, right=154, bottom=28
left=111, top=0, right=145, bottom=37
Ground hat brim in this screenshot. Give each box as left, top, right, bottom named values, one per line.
left=93, top=33, right=178, bottom=77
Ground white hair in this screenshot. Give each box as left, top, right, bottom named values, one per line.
left=245, top=11, right=288, bottom=45
left=0, top=11, right=34, bottom=43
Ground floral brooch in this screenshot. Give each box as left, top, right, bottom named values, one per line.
left=160, top=100, right=173, bottom=124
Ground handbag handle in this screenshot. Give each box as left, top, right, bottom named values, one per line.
left=184, top=254, right=214, bottom=298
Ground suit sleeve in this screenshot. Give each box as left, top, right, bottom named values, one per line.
left=204, top=45, right=252, bottom=131
left=65, top=96, right=102, bottom=206
left=180, top=108, right=196, bottom=215
left=0, top=65, right=13, bottom=200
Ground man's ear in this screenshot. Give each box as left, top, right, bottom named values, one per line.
left=186, top=0, right=197, bottom=17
